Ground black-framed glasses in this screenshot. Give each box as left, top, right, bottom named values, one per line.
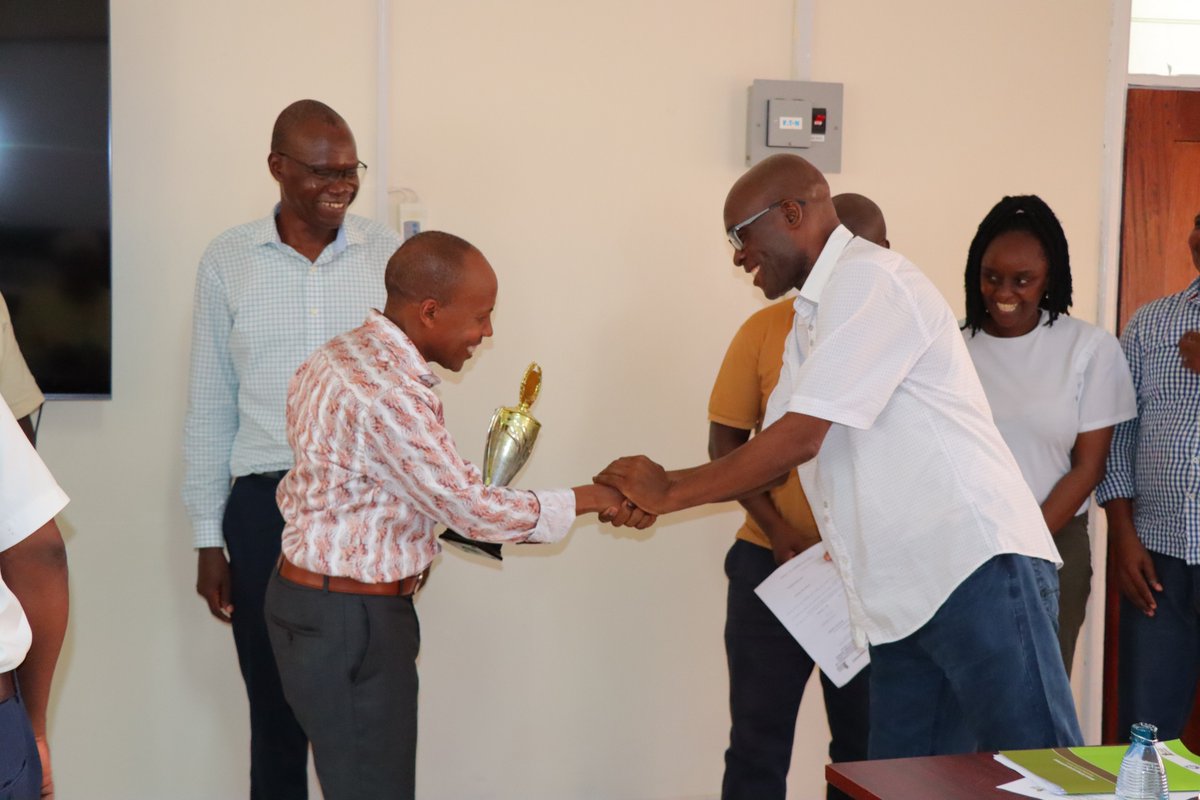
left=274, top=151, right=367, bottom=183
left=726, top=198, right=805, bottom=250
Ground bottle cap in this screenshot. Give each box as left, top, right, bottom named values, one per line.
left=1130, top=722, right=1159, bottom=744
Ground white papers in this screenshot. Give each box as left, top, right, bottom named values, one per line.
left=994, top=754, right=1067, bottom=795
left=994, top=754, right=1197, bottom=799
left=754, top=543, right=869, bottom=687
left=996, top=777, right=1196, bottom=799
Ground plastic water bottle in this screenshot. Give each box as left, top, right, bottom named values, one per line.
left=1115, top=722, right=1169, bottom=800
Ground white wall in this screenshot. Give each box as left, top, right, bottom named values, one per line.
left=38, top=1, right=1114, bottom=798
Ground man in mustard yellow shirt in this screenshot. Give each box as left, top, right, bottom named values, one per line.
left=708, top=194, right=886, bottom=800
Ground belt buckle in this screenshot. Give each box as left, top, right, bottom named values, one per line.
left=412, top=568, right=429, bottom=595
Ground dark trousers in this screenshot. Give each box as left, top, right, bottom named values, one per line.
left=265, top=570, right=420, bottom=800
left=0, top=680, right=40, bottom=800
left=1118, top=550, right=1200, bottom=740
left=223, top=474, right=309, bottom=800
left=721, top=539, right=870, bottom=800
left=1054, top=515, right=1092, bottom=676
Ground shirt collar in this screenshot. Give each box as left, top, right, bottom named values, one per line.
left=365, top=310, right=441, bottom=388
left=258, top=203, right=352, bottom=256
left=1186, top=275, right=1200, bottom=304
left=797, top=224, right=855, bottom=306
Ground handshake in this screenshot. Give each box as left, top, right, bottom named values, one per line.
left=586, top=455, right=674, bottom=530
left=468, top=364, right=676, bottom=537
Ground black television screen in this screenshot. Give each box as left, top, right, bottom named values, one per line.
left=0, top=1, right=111, bottom=398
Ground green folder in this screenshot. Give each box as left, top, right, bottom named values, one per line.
left=999, top=740, right=1200, bottom=794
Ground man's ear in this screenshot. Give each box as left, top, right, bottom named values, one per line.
left=267, top=152, right=285, bottom=182
left=417, top=298, right=440, bottom=329
left=781, top=199, right=805, bottom=227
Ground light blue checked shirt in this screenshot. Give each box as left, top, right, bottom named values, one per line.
left=182, top=211, right=403, bottom=549
left=1096, top=275, right=1200, bottom=564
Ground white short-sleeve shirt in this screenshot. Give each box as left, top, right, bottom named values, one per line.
left=0, top=402, right=68, bottom=672
left=0, top=292, right=44, bottom=420
left=764, top=225, right=1060, bottom=646
left=964, top=312, right=1137, bottom=514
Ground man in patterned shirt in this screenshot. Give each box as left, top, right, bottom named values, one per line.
left=182, top=99, right=403, bottom=799
left=265, top=231, right=647, bottom=800
left=1097, top=211, right=1200, bottom=740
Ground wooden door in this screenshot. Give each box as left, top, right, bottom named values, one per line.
left=1105, top=86, right=1200, bottom=743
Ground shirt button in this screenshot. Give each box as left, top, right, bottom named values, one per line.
left=310, top=308, right=318, bottom=316
left=1193, top=457, right=1199, bottom=465
left=1189, top=493, right=1196, bottom=501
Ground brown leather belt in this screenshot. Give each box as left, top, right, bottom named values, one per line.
left=278, top=557, right=424, bottom=597
left=0, top=671, right=14, bottom=703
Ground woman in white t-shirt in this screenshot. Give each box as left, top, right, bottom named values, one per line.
left=962, top=194, right=1136, bottom=676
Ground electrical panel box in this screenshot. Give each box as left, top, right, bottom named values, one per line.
left=767, top=98, right=812, bottom=148
left=746, top=79, right=843, bottom=172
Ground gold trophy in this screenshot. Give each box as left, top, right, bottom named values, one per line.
left=440, top=363, right=543, bottom=561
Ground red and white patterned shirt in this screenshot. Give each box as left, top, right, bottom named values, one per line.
left=278, top=310, right=575, bottom=582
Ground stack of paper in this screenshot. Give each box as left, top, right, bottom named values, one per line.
left=995, top=740, right=1200, bottom=798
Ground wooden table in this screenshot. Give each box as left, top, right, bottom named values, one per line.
left=826, top=753, right=1022, bottom=799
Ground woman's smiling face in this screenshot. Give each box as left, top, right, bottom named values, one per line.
left=979, top=230, right=1049, bottom=338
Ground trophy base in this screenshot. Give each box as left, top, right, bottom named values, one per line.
left=439, top=530, right=503, bottom=561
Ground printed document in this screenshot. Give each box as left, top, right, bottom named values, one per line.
left=754, top=543, right=869, bottom=687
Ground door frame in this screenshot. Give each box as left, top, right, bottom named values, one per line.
left=1093, top=0, right=1200, bottom=742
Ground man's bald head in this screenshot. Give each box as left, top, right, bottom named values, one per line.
left=385, top=231, right=479, bottom=305
left=384, top=231, right=498, bottom=371
left=832, top=193, right=889, bottom=248
left=724, top=154, right=834, bottom=224
left=722, top=155, right=841, bottom=299
left=271, top=99, right=348, bottom=152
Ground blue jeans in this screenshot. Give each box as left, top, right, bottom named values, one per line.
left=868, top=554, right=1082, bottom=758
left=0, top=683, right=41, bottom=800
left=1118, top=550, right=1200, bottom=740
left=722, top=540, right=869, bottom=800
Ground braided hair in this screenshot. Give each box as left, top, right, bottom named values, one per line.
left=962, top=195, right=1073, bottom=335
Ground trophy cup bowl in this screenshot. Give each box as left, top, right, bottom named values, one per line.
left=483, top=408, right=540, bottom=487
left=440, top=364, right=542, bottom=561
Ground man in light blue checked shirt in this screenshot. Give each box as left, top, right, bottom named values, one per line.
left=182, top=99, right=402, bottom=799
left=1096, top=211, right=1200, bottom=742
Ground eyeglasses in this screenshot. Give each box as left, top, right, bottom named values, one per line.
left=726, top=198, right=805, bottom=250
left=274, top=151, right=368, bottom=183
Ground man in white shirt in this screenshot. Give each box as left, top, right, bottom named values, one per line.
left=0, top=292, right=45, bottom=444
left=597, top=154, right=1082, bottom=757
left=0, top=401, right=69, bottom=799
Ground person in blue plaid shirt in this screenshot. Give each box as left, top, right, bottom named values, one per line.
left=1096, top=211, right=1200, bottom=741
left=182, top=99, right=402, bottom=799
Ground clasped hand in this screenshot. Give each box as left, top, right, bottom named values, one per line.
left=585, top=454, right=672, bottom=529
left=594, top=455, right=673, bottom=516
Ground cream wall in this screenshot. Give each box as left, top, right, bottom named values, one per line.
left=36, top=1, right=1113, bottom=798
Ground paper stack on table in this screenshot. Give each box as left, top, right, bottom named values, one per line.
left=995, top=740, right=1200, bottom=798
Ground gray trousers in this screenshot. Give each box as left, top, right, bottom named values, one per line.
left=265, top=570, right=420, bottom=800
